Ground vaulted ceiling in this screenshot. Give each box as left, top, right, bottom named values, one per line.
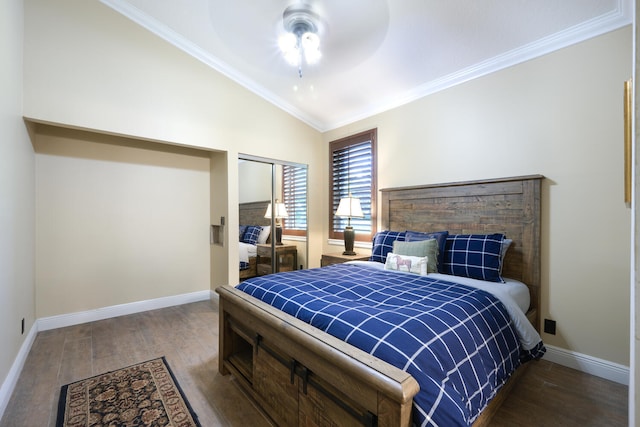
left=101, top=0, right=632, bottom=131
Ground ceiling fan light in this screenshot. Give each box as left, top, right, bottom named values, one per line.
left=278, top=33, right=301, bottom=66
left=278, top=33, right=297, bottom=53
left=284, top=49, right=301, bottom=66
left=280, top=5, right=322, bottom=76
left=301, top=32, right=320, bottom=64
left=304, top=47, right=321, bottom=64
left=301, top=32, right=319, bottom=50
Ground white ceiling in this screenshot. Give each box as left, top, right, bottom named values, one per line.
left=101, top=0, right=631, bottom=132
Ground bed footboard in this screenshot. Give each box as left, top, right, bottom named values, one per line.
left=217, top=285, right=420, bottom=427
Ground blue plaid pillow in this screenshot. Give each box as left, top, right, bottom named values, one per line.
left=405, top=230, right=449, bottom=273
left=242, top=226, right=262, bottom=245
left=239, top=225, right=248, bottom=240
left=370, top=230, right=406, bottom=263
left=442, top=233, right=506, bottom=282
left=239, top=261, right=250, bottom=270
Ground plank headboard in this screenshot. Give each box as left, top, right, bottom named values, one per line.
left=239, top=200, right=271, bottom=227
left=380, top=175, right=543, bottom=331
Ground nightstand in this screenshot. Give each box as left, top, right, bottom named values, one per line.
left=321, top=252, right=370, bottom=267
left=257, top=244, right=298, bottom=275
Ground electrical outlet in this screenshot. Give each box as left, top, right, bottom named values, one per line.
left=21, top=318, right=25, bottom=335
left=544, top=318, right=556, bottom=335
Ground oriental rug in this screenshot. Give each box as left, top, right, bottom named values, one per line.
left=56, top=357, right=201, bottom=427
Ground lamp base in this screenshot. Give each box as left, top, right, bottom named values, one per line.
left=343, top=226, right=356, bottom=256
left=275, top=225, right=284, bottom=245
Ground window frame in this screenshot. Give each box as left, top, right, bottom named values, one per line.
left=281, top=164, right=307, bottom=237
left=328, top=128, right=377, bottom=243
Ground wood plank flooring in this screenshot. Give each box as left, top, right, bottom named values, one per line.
left=0, top=299, right=628, bottom=426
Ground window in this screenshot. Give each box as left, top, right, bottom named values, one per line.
left=282, top=164, right=307, bottom=236
left=329, top=129, right=377, bottom=242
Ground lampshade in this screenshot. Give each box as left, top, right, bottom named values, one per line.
left=335, top=195, right=363, bottom=256
left=264, top=200, right=289, bottom=219
left=335, top=195, right=364, bottom=219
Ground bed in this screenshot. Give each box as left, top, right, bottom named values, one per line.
left=239, top=200, right=271, bottom=280
left=218, top=175, right=544, bottom=426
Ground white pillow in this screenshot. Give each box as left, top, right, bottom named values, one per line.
left=384, top=252, right=428, bottom=276
left=500, top=238, right=512, bottom=261
left=257, top=225, right=271, bottom=244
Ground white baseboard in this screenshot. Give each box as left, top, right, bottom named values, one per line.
left=38, top=290, right=213, bottom=331
left=543, top=344, right=629, bottom=385
left=0, top=323, right=38, bottom=420
left=0, top=289, right=214, bottom=421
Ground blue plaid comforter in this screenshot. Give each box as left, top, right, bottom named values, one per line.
left=237, top=263, right=544, bottom=427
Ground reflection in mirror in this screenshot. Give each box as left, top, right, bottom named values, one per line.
left=238, top=160, right=271, bottom=281
left=238, top=157, right=307, bottom=282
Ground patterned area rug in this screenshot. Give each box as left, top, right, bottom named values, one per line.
left=56, top=357, right=201, bottom=427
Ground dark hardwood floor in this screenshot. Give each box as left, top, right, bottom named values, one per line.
left=490, top=357, right=627, bottom=426
left=0, top=299, right=628, bottom=426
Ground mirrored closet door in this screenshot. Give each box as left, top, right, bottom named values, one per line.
left=238, top=155, right=308, bottom=281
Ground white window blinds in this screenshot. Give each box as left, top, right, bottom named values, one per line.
left=330, top=129, right=377, bottom=241
left=282, top=165, right=307, bottom=235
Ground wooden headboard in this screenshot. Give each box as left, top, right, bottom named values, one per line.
left=380, top=175, right=543, bottom=331
left=239, top=200, right=271, bottom=227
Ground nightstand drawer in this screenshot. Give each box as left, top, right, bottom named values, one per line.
left=257, top=244, right=298, bottom=275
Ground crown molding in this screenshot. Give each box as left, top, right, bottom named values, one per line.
left=99, top=0, right=325, bottom=131
left=101, top=0, right=631, bottom=133
left=327, top=0, right=632, bottom=131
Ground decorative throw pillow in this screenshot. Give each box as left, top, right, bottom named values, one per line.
left=257, top=225, right=271, bottom=244
left=385, top=252, right=428, bottom=276
left=239, top=225, right=248, bottom=241
left=405, top=230, right=449, bottom=273
left=393, top=239, right=438, bottom=273
left=370, top=230, right=406, bottom=263
left=442, top=233, right=506, bottom=282
left=500, top=238, right=513, bottom=262
left=242, top=225, right=262, bottom=245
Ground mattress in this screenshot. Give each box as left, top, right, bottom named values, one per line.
left=237, top=262, right=545, bottom=426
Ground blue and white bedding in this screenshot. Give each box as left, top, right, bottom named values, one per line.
left=239, top=225, right=271, bottom=271
left=239, top=242, right=256, bottom=271
left=236, top=262, right=545, bottom=427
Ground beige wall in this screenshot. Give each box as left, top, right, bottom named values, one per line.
left=209, top=151, right=229, bottom=290
left=22, top=0, right=322, bottom=160
left=23, top=0, right=324, bottom=287
left=238, top=161, right=272, bottom=204
left=34, top=126, right=212, bottom=318
left=325, top=27, right=633, bottom=367
left=0, top=0, right=36, bottom=399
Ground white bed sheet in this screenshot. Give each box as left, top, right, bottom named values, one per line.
left=239, top=242, right=257, bottom=264
left=346, top=260, right=541, bottom=351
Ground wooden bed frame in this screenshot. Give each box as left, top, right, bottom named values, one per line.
left=218, top=175, right=543, bottom=427
left=239, top=200, right=271, bottom=280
